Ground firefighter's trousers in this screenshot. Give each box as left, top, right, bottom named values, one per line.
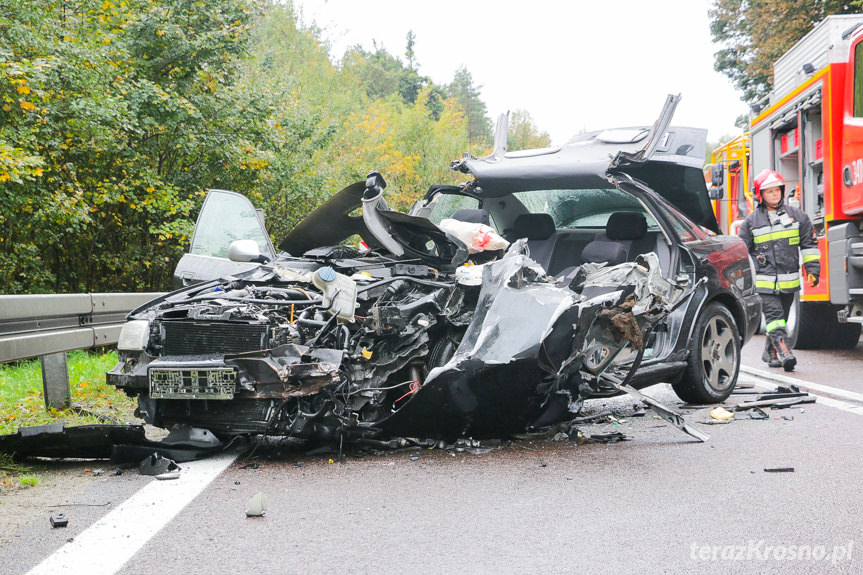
left=761, top=291, right=797, bottom=340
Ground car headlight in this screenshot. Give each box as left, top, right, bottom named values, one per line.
left=117, top=320, right=150, bottom=351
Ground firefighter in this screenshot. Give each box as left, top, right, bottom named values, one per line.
left=738, top=170, right=820, bottom=371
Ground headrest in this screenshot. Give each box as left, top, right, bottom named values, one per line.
left=513, top=213, right=555, bottom=241
left=582, top=240, right=627, bottom=266
left=451, top=208, right=490, bottom=226
left=606, top=212, right=647, bottom=241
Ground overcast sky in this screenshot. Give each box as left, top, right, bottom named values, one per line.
left=292, top=0, right=748, bottom=146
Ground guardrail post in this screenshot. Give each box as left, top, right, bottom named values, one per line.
left=39, top=352, right=71, bottom=409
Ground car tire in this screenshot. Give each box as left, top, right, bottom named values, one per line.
left=672, top=302, right=740, bottom=404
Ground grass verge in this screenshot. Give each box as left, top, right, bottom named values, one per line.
left=0, top=349, right=138, bottom=436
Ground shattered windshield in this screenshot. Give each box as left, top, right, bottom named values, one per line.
left=511, top=188, right=660, bottom=230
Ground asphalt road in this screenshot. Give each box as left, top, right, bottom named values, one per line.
left=3, top=334, right=863, bottom=574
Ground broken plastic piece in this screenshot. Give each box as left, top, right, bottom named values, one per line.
left=155, top=472, right=181, bottom=480
left=764, top=467, right=795, bottom=473
left=710, top=407, right=735, bottom=420
left=736, top=396, right=815, bottom=410
left=587, top=432, right=629, bottom=444
left=161, top=425, right=222, bottom=449
left=50, top=513, right=68, bottom=528
left=139, top=453, right=181, bottom=476
left=246, top=492, right=267, bottom=517
left=746, top=408, right=769, bottom=420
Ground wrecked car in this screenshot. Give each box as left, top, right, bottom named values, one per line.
left=106, top=95, right=760, bottom=443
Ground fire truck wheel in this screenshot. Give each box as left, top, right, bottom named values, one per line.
left=827, top=320, right=861, bottom=349
left=790, top=301, right=829, bottom=349
left=673, top=303, right=740, bottom=404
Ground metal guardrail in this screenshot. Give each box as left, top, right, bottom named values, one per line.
left=0, top=293, right=164, bottom=363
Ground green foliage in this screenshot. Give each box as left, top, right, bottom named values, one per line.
left=18, top=474, right=40, bottom=486
left=508, top=109, right=551, bottom=151
left=0, top=0, right=272, bottom=292
left=710, top=0, right=862, bottom=105
left=0, top=350, right=136, bottom=435
left=0, top=452, right=33, bottom=489
left=1, top=0, right=548, bottom=293
left=446, top=66, right=491, bottom=146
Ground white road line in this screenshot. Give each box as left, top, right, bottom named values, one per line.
left=740, top=365, right=863, bottom=416
left=25, top=451, right=238, bottom=575
left=741, top=365, right=863, bottom=402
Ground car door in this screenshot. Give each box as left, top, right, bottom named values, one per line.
left=172, top=189, right=275, bottom=288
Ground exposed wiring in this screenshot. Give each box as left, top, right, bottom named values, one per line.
left=393, top=380, right=422, bottom=404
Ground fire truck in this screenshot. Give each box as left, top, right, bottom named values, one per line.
left=709, top=14, right=863, bottom=349
left=708, top=133, right=752, bottom=237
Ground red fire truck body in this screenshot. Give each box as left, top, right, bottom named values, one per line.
left=725, top=15, right=863, bottom=348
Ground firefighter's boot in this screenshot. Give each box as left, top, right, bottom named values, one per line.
left=761, top=339, right=782, bottom=368
left=772, top=336, right=796, bottom=372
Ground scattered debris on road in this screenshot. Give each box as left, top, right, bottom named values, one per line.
left=585, top=432, right=629, bottom=444
left=49, top=513, right=68, bottom=528
left=139, top=453, right=181, bottom=477
left=245, top=492, right=267, bottom=517
left=0, top=424, right=222, bottom=462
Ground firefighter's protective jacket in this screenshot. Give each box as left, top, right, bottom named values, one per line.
left=738, top=202, right=820, bottom=294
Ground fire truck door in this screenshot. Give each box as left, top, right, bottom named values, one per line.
left=842, top=31, right=863, bottom=215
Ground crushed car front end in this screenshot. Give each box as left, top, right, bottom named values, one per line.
left=108, top=238, right=688, bottom=441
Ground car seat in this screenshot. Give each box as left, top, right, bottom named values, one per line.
left=581, top=212, right=647, bottom=265
left=510, top=213, right=557, bottom=269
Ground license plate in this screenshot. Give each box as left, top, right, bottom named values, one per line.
left=149, top=368, right=236, bottom=399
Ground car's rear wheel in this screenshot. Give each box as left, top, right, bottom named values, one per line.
left=672, top=302, right=740, bottom=404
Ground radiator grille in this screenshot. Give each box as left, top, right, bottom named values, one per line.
left=162, top=321, right=268, bottom=355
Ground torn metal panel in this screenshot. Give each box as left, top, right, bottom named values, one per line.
left=0, top=424, right=223, bottom=462
left=605, top=379, right=710, bottom=442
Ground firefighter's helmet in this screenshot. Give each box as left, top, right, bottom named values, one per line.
left=753, top=169, right=785, bottom=203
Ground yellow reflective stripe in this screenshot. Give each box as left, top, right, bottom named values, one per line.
left=766, top=319, right=786, bottom=332
left=801, top=248, right=821, bottom=263
left=790, top=237, right=799, bottom=245
left=756, top=273, right=800, bottom=290
left=752, top=229, right=799, bottom=243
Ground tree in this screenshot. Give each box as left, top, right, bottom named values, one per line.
left=446, top=66, right=491, bottom=146
left=0, top=0, right=285, bottom=292
left=405, top=30, right=416, bottom=71
left=710, top=0, right=861, bottom=106
left=0, top=0, right=491, bottom=293
left=507, top=109, right=551, bottom=151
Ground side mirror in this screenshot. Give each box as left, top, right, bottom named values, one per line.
left=708, top=186, right=724, bottom=200
left=711, top=163, right=724, bottom=187
left=228, top=239, right=268, bottom=263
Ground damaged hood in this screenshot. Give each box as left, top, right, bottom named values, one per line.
left=279, top=177, right=471, bottom=271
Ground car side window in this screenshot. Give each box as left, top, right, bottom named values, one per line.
left=664, top=206, right=707, bottom=242
left=190, top=190, right=274, bottom=259
left=424, top=194, right=503, bottom=230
